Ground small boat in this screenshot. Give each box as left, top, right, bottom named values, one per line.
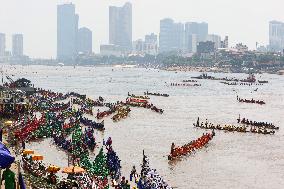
left=127, top=92, right=150, bottom=99
left=258, top=80, right=268, bottom=84
left=144, top=91, right=169, bottom=97
left=127, top=97, right=148, bottom=104
left=240, top=73, right=256, bottom=83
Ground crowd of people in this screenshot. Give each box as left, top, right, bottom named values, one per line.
left=1, top=81, right=172, bottom=188
left=112, top=106, right=131, bottom=122
left=137, top=152, right=172, bottom=189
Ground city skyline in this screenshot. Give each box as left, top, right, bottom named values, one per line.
left=0, top=0, right=284, bottom=58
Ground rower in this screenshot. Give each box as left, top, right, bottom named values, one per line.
left=171, top=142, right=175, bottom=154
left=130, top=166, right=137, bottom=181
left=212, top=129, right=215, bottom=137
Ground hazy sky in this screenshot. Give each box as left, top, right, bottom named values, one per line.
left=1, top=0, right=284, bottom=58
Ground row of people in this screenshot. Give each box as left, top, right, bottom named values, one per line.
left=237, top=117, right=278, bottom=130
left=182, top=79, right=197, bottom=83
left=144, top=91, right=169, bottom=97
left=80, top=116, right=105, bottom=131
left=237, top=96, right=265, bottom=105
left=169, top=132, right=214, bottom=160
left=195, top=119, right=275, bottom=135
left=127, top=92, right=150, bottom=99
left=170, top=83, right=201, bottom=87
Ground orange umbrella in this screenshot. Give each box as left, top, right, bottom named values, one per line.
left=62, top=166, right=85, bottom=174
left=23, top=149, right=34, bottom=155
left=32, top=155, right=44, bottom=161
left=47, top=165, right=60, bottom=173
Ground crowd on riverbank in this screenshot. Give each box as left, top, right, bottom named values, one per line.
left=0, top=81, right=173, bottom=189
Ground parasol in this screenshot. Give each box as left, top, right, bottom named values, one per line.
left=32, top=154, right=44, bottom=161
left=23, top=149, right=34, bottom=155
left=47, top=165, right=60, bottom=173
left=62, top=166, right=85, bottom=174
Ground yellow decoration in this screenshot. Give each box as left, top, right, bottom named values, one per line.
left=4, top=121, right=13, bottom=126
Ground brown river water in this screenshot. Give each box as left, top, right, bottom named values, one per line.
left=2, top=65, right=284, bottom=189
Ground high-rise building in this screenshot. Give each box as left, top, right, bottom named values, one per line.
left=57, top=3, right=78, bottom=61
left=207, top=34, right=221, bottom=49
left=144, top=33, right=158, bottom=55
left=159, top=18, right=174, bottom=52
left=184, top=22, right=208, bottom=52
left=173, top=23, right=185, bottom=50
left=187, top=34, right=197, bottom=53
left=133, top=39, right=144, bottom=54
left=197, top=41, right=215, bottom=54
left=221, top=36, right=229, bottom=48
left=0, top=33, right=5, bottom=57
left=159, top=18, right=184, bottom=52
left=12, top=34, right=23, bottom=57
left=145, top=33, right=157, bottom=44
left=77, top=27, right=92, bottom=55
left=269, top=21, right=284, bottom=52
left=185, top=22, right=208, bottom=42
left=198, top=22, right=208, bottom=42
left=109, top=2, right=132, bottom=51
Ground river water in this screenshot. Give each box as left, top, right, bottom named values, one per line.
left=2, top=65, right=284, bottom=189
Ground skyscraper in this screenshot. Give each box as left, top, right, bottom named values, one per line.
left=207, top=34, right=221, bottom=49
left=187, top=34, right=197, bottom=53
left=144, top=33, right=158, bottom=55
left=159, top=18, right=184, bottom=52
left=57, top=3, right=78, bottom=61
left=269, top=21, right=284, bottom=52
left=221, top=36, right=229, bottom=48
left=145, top=33, right=157, bottom=44
left=109, top=2, right=132, bottom=51
left=77, top=27, right=92, bottom=55
left=185, top=22, right=208, bottom=43
left=0, top=33, right=5, bottom=57
left=12, top=34, right=23, bottom=57
left=184, top=22, right=209, bottom=53
left=198, top=22, right=209, bottom=42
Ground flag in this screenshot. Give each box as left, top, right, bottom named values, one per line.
left=0, top=142, right=15, bottom=168
left=19, top=172, right=26, bottom=189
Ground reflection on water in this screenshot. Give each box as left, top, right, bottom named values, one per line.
left=3, top=65, right=284, bottom=189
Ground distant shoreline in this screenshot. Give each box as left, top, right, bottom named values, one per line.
left=1, top=63, right=283, bottom=75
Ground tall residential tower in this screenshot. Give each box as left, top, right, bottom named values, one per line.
left=269, top=21, right=284, bottom=52
left=0, top=33, right=5, bottom=57
left=109, top=2, right=132, bottom=51
left=57, top=3, right=78, bottom=61
left=78, top=27, right=92, bottom=55
left=159, top=18, right=184, bottom=52
left=12, top=34, right=23, bottom=57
